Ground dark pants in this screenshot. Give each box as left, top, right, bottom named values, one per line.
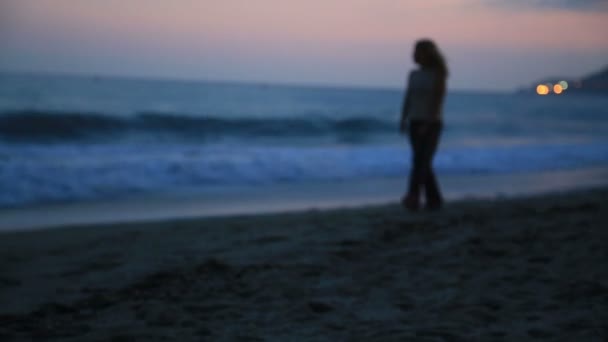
left=406, top=121, right=443, bottom=205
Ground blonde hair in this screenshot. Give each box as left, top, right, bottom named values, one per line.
left=415, top=39, right=448, bottom=78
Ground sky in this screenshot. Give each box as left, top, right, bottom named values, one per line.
left=1, top=0, right=607, bottom=90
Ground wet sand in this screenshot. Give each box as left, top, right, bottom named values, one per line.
left=2, top=166, right=608, bottom=232
left=1, top=188, right=607, bottom=341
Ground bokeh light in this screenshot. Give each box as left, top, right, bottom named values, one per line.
left=553, top=84, right=563, bottom=94
left=559, top=80, right=568, bottom=90
left=536, top=84, right=550, bottom=95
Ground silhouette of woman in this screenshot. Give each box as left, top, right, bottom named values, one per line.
left=400, top=39, right=448, bottom=211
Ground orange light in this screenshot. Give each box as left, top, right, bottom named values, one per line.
left=553, top=84, right=563, bottom=94
left=536, top=84, right=549, bottom=95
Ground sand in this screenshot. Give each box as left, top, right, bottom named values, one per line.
left=0, top=188, right=607, bottom=341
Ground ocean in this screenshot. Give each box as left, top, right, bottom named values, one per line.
left=1, top=72, right=608, bottom=208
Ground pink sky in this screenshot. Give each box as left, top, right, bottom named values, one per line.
left=2, top=0, right=607, bottom=90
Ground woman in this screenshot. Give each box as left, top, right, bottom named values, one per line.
left=400, top=39, right=448, bottom=211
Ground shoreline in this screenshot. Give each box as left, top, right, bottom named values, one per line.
left=1, top=166, right=608, bottom=232
left=0, top=185, right=606, bottom=340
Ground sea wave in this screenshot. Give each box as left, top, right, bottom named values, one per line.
left=1, top=142, right=608, bottom=207
left=0, top=110, right=395, bottom=143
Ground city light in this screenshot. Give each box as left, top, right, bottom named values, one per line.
left=536, top=84, right=550, bottom=95
left=536, top=81, right=569, bottom=96
left=553, top=84, right=563, bottom=94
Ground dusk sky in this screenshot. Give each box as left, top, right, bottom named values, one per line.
left=1, top=0, right=607, bottom=90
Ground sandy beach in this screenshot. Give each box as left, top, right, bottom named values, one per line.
left=1, top=188, right=607, bottom=341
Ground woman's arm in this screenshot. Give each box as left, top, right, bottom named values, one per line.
left=400, top=89, right=411, bottom=133
left=430, top=74, right=446, bottom=120
left=400, top=74, right=414, bottom=133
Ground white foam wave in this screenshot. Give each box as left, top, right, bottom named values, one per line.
left=1, top=142, right=607, bottom=207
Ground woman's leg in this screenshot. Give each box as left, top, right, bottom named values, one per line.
left=404, top=122, right=425, bottom=209
left=423, top=123, right=443, bottom=208
left=424, top=169, right=442, bottom=205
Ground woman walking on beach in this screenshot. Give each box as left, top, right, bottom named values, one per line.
left=400, top=39, right=448, bottom=211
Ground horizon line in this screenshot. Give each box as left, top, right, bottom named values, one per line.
left=0, top=68, right=515, bottom=95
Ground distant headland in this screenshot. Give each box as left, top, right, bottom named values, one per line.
left=518, top=66, right=608, bottom=96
